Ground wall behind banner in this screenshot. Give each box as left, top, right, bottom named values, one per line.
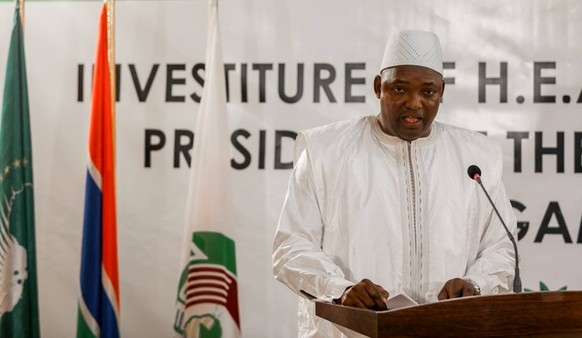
left=1, top=0, right=581, bottom=337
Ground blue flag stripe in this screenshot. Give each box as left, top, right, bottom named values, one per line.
left=79, top=171, right=119, bottom=338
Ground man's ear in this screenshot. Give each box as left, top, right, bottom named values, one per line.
left=439, top=80, right=446, bottom=102
left=373, top=75, right=381, bottom=99
left=441, top=80, right=446, bottom=96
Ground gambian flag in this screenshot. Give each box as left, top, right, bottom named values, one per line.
left=173, top=0, right=241, bottom=337
left=0, top=3, right=40, bottom=338
left=76, top=3, right=120, bottom=338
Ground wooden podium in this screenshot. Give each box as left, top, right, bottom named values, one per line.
left=315, top=291, right=582, bottom=337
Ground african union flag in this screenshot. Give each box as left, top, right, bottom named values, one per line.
left=0, top=3, right=40, bottom=338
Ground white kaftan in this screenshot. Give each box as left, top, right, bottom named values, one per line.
left=273, top=116, right=517, bottom=338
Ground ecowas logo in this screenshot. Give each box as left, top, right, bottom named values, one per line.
left=174, top=232, right=240, bottom=338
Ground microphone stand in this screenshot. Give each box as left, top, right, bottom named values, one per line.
left=474, top=175, right=522, bottom=293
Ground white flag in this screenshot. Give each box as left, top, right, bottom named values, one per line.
left=173, top=0, right=241, bottom=337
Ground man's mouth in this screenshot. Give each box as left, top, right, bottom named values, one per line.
left=402, top=116, right=422, bottom=125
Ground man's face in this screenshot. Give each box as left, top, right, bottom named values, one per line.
left=373, top=65, right=445, bottom=142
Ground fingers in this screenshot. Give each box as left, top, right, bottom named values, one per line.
left=340, top=279, right=389, bottom=310
left=340, top=277, right=481, bottom=309
left=437, top=285, right=450, bottom=300
left=438, top=278, right=480, bottom=300
left=376, top=284, right=390, bottom=301
left=461, top=283, right=475, bottom=297
left=367, top=283, right=389, bottom=310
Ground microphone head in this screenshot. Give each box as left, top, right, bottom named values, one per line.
left=467, top=165, right=482, bottom=180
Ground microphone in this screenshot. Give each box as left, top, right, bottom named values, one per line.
left=467, top=165, right=522, bottom=293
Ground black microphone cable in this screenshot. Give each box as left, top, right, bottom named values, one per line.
left=467, top=165, right=522, bottom=293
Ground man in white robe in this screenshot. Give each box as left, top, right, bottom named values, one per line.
left=272, top=30, right=517, bottom=338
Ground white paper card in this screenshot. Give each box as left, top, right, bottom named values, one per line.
left=385, top=293, right=418, bottom=310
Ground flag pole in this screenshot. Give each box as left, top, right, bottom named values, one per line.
left=107, top=0, right=119, bottom=316
left=19, top=0, right=24, bottom=29
left=106, top=0, right=116, bottom=160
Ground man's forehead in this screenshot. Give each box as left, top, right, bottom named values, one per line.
left=381, top=65, right=443, bottom=83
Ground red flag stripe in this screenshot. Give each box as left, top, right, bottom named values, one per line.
left=187, top=284, right=228, bottom=294
left=186, top=281, right=229, bottom=290
left=187, top=290, right=228, bottom=299
left=188, top=266, right=232, bottom=274
left=188, top=268, right=234, bottom=281
left=187, top=273, right=232, bottom=285
left=186, top=299, right=227, bottom=309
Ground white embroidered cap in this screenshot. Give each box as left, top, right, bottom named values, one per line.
left=380, top=30, right=443, bottom=75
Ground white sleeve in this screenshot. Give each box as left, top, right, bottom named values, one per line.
left=272, top=134, right=353, bottom=302
left=464, top=146, right=517, bottom=295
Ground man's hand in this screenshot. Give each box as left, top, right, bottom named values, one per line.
left=336, top=278, right=389, bottom=310
left=438, top=278, right=481, bottom=300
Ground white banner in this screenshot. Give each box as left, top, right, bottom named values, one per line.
left=0, top=0, right=581, bottom=337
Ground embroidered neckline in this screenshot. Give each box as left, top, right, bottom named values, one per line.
left=368, top=115, right=440, bottom=145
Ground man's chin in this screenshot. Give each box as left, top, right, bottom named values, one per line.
left=396, top=125, right=431, bottom=142
left=396, top=131, right=424, bottom=142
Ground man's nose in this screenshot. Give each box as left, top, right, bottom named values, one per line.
left=405, top=93, right=422, bottom=110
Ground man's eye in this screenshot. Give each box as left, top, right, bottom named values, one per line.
left=394, top=87, right=405, bottom=93
left=424, top=89, right=435, bottom=95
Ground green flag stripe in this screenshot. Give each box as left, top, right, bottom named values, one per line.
left=76, top=307, right=98, bottom=338
left=77, top=297, right=100, bottom=338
